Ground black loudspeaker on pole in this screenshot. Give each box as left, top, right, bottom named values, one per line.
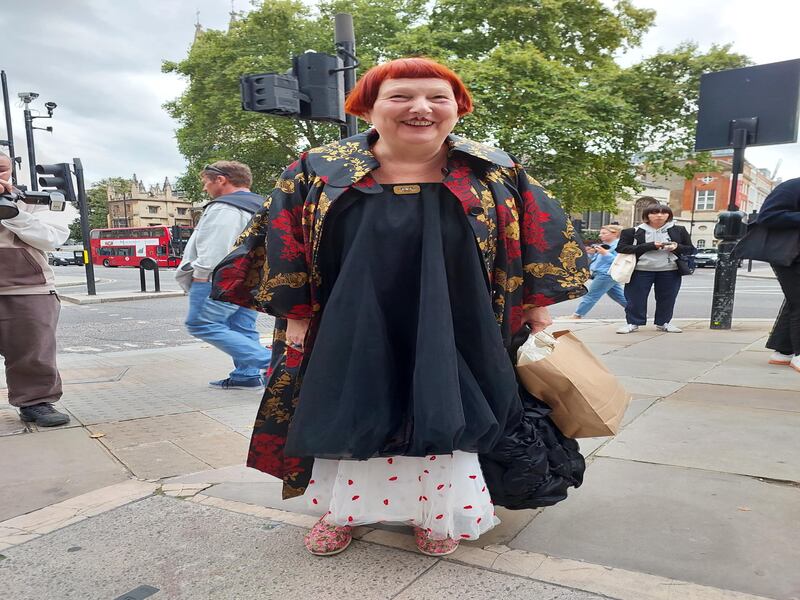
left=334, top=13, right=358, bottom=139
left=73, top=158, right=96, bottom=296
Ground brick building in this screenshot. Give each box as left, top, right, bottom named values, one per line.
left=673, top=151, right=777, bottom=249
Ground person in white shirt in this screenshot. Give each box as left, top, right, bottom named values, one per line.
left=176, top=161, right=271, bottom=389
left=0, top=152, right=71, bottom=426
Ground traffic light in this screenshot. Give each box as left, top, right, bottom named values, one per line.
left=240, top=52, right=346, bottom=123
left=36, top=162, right=77, bottom=204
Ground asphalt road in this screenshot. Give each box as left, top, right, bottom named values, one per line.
left=55, top=265, right=784, bottom=354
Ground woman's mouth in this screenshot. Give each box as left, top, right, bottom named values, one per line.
left=402, top=119, right=434, bottom=127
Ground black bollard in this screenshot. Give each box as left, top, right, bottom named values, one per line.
left=139, top=258, right=160, bottom=292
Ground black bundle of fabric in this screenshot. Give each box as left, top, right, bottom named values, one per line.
left=479, top=387, right=585, bottom=509
left=479, top=323, right=586, bottom=510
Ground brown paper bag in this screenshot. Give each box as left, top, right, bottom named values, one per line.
left=516, top=330, right=630, bottom=438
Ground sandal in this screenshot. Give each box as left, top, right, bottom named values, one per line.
left=413, top=526, right=460, bottom=557
left=304, top=517, right=353, bottom=556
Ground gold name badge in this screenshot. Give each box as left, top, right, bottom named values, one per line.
left=393, top=184, right=421, bottom=195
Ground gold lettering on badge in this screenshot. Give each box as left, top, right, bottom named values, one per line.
left=393, top=184, right=421, bottom=195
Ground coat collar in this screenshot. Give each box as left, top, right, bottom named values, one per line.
left=306, top=129, right=515, bottom=189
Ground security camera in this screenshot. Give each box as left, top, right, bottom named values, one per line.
left=18, top=92, right=39, bottom=103
left=44, top=101, right=57, bottom=116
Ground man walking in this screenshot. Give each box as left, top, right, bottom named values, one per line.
left=0, top=152, right=71, bottom=426
left=176, top=161, right=271, bottom=389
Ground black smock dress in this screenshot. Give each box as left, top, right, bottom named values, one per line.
left=284, top=183, right=521, bottom=460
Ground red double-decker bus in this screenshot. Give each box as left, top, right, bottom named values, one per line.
left=89, top=226, right=191, bottom=268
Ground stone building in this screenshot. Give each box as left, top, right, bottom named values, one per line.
left=106, top=175, right=197, bottom=229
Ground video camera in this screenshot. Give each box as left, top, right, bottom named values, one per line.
left=0, top=188, right=67, bottom=220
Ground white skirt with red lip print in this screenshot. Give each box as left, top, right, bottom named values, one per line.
left=306, top=451, right=499, bottom=541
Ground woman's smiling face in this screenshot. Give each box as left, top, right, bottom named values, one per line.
left=365, top=78, right=460, bottom=147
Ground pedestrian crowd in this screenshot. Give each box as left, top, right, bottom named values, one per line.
left=1, top=56, right=797, bottom=561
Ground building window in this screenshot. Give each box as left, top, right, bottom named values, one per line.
left=696, top=239, right=706, bottom=248
left=177, top=208, right=187, bottom=215
left=148, top=205, right=160, bottom=214
left=695, top=190, right=716, bottom=211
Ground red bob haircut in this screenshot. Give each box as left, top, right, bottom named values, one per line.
left=344, top=57, right=474, bottom=118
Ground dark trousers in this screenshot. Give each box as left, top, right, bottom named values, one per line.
left=766, top=262, right=800, bottom=355
left=624, top=269, right=682, bottom=326
left=0, top=294, right=62, bottom=407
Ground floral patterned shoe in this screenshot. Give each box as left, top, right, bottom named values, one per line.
left=413, top=527, right=460, bottom=557
left=304, top=517, right=353, bottom=556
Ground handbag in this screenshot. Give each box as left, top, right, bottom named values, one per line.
left=608, top=252, right=636, bottom=283
left=732, top=223, right=800, bottom=267
left=515, top=330, right=631, bottom=438
left=675, top=254, right=696, bottom=276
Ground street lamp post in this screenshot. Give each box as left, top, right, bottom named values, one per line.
left=19, top=92, right=57, bottom=190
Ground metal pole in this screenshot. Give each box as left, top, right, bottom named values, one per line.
left=710, top=129, right=748, bottom=330
left=1, top=71, right=17, bottom=184
left=73, top=158, right=97, bottom=295
left=334, top=13, right=358, bottom=139
left=24, top=107, right=37, bottom=190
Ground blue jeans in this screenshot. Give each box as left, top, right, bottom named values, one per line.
left=574, top=272, right=626, bottom=317
left=185, top=281, right=271, bottom=380
left=624, top=269, right=682, bottom=326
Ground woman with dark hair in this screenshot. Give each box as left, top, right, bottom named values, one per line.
left=211, top=57, right=589, bottom=557
left=616, top=203, right=695, bottom=334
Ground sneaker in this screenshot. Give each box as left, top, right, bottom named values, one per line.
left=19, top=403, right=70, bottom=427
left=768, top=351, right=793, bottom=366
left=616, top=324, right=639, bottom=334
left=208, top=377, right=265, bottom=390
left=413, top=527, right=460, bottom=557
left=791, top=355, right=800, bottom=373
left=656, top=323, right=683, bottom=333
left=304, top=517, right=353, bottom=556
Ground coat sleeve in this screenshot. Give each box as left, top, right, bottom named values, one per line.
left=211, top=157, right=312, bottom=318
left=515, top=167, right=590, bottom=308
left=672, top=227, right=695, bottom=256
left=757, top=180, right=800, bottom=229
left=617, top=228, right=657, bottom=256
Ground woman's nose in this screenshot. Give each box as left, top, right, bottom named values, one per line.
left=409, top=96, right=433, bottom=114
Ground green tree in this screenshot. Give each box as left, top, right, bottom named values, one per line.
left=164, top=0, right=749, bottom=212
left=68, top=177, right=131, bottom=241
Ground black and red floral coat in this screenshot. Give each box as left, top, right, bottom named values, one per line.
left=211, top=130, right=590, bottom=499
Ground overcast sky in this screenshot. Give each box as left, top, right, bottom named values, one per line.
left=2, top=0, right=799, bottom=197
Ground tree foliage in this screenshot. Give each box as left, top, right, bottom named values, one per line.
left=164, top=0, right=749, bottom=211
left=68, top=177, right=131, bottom=241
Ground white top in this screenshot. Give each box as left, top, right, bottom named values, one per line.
left=175, top=202, right=253, bottom=291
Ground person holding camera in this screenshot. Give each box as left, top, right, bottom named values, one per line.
left=615, top=204, right=695, bottom=334
left=0, top=152, right=71, bottom=426
left=567, top=224, right=626, bottom=319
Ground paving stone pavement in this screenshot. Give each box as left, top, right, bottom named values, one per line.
left=1, top=320, right=798, bottom=600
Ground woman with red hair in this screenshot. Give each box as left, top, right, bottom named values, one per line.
left=212, top=57, right=589, bottom=557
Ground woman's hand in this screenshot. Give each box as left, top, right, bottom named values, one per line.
left=523, top=306, right=553, bottom=334
left=286, top=318, right=310, bottom=351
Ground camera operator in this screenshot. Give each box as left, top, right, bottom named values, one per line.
left=0, top=152, right=71, bottom=426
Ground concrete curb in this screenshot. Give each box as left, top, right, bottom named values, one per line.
left=0, top=480, right=157, bottom=551
left=184, top=493, right=773, bottom=600
left=0, top=477, right=768, bottom=600
left=59, top=290, right=186, bottom=304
